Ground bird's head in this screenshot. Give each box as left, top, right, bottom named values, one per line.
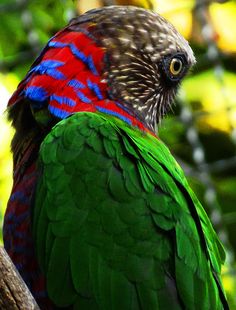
left=70, top=6, right=196, bottom=132
left=9, top=5, right=195, bottom=135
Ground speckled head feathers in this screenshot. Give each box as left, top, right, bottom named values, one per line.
left=70, top=5, right=195, bottom=63
left=69, top=5, right=195, bottom=132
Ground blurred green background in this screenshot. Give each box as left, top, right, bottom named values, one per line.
left=0, top=0, right=236, bottom=307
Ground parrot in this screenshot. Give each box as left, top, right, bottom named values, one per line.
left=3, top=5, right=229, bottom=310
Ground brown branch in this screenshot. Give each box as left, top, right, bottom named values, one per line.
left=0, top=247, right=40, bottom=310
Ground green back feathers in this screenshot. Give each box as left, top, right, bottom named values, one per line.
left=33, top=112, right=227, bottom=309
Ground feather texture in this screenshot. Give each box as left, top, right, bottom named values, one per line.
left=33, top=112, right=228, bottom=309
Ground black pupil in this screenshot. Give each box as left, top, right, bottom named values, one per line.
left=173, top=60, right=181, bottom=72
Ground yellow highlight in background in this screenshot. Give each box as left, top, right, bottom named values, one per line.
left=0, top=73, right=18, bottom=244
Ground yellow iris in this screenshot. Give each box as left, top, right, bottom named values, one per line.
left=169, top=58, right=183, bottom=76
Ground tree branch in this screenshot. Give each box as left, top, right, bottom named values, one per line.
left=0, top=247, right=40, bottom=310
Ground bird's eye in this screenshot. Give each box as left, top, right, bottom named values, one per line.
left=169, top=58, right=183, bottom=76
left=161, top=53, right=188, bottom=83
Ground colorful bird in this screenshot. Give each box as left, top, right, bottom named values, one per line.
left=4, top=5, right=229, bottom=310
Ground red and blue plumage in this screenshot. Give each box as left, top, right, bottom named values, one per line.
left=3, top=139, right=50, bottom=306
left=8, top=30, right=150, bottom=132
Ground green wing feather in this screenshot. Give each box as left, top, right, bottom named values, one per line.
left=32, top=112, right=228, bottom=309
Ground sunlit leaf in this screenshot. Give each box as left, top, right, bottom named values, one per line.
left=210, top=1, right=236, bottom=53
left=183, top=70, right=236, bottom=132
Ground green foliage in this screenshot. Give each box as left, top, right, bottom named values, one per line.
left=0, top=0, right=75, bottom=78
